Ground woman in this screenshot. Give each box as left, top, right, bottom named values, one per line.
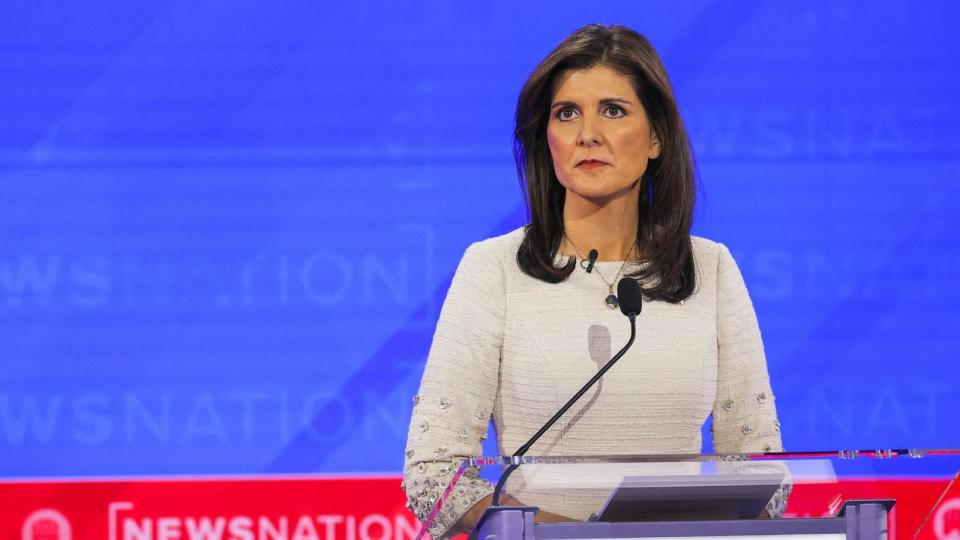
left=403, top=24, right=785, bottom=537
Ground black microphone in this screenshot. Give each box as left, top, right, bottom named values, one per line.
left=585, top=249, right=598, bottom=273
left=492, top=278, right=643, bottom=506
left=617, top=276, right=643, bottom=319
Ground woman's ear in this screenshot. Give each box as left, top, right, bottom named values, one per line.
left=648, top=131, right=662, bottom=159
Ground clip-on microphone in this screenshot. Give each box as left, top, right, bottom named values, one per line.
left=579, top=249, right=599, bottom=273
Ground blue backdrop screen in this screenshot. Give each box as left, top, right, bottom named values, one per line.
left=1, top=1, right=958, bottom=478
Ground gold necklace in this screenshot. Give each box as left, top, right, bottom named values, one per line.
left=564, top=233, right=635, bottom=309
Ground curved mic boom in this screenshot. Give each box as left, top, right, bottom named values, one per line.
left=492, top=278, right=643, bottom=506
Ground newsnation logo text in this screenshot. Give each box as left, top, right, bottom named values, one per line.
left=108, top=502, right=419, bottom=540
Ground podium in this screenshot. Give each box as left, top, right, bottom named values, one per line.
left=416, top=450, right=960, bottom=540
left=473, top=500, right=892, bottom=540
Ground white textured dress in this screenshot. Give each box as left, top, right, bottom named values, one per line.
left=403, top=228, right=785, bottom=537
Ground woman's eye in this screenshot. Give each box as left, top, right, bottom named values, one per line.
left=556, top=107, right=578, bottom=121
left=605, top=104, right=626, bottom=118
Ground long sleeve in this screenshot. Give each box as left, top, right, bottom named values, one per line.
left=403, top=242, right=505, bottom=538
left=711, top=243, right=790, bottom=516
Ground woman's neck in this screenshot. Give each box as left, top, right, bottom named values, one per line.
left=561, top=190, right=639, bottom=261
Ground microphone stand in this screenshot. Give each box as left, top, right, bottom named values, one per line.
left=491, top=312, right=638, bottom=506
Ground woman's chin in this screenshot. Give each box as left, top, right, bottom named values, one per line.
left=564, top=185, right=640, bottom=207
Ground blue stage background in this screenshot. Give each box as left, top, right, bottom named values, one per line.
left=1, top=1, right=958, bottom=478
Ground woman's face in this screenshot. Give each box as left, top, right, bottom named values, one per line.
left=547, top=64, right=661, bottom=205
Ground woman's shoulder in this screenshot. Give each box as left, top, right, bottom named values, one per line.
left=690, top=234, right=725, bottom=259
left=447, top=227, right=526, bottom=285
left=690, top=235, right=738, bottom=277
left=463, top=226, right=525, bottom=260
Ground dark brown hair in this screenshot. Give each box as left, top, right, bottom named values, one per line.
left=515, top=24, right=696, bottom=302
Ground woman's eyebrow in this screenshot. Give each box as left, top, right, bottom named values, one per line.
left=550, top=100, right=578, bottom=110
left=551, top=97, right=633, bottom=109
left=599, top=97, right=632, bottom=105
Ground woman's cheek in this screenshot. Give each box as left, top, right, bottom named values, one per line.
left=547, top=133, right=570, bottom=181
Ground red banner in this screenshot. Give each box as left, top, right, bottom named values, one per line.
left=2, top=475, right=958, bottom=539
left=787, top=478, right=960, bottom=539
left=2, top=475, right=418, bottom=540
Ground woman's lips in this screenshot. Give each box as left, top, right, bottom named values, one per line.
left=576, top=159, right=609, bottom=170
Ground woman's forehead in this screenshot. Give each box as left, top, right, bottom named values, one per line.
left=551, top=65, right=638, bottom=103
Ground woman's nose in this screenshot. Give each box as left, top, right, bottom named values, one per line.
left=577, top=116, right=603, bottom=147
